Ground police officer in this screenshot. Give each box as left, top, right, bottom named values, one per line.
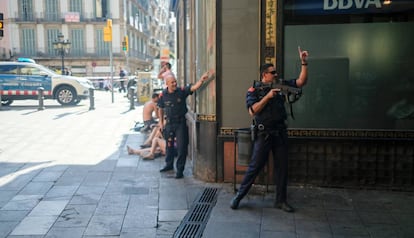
left=158, top=72, right=210, bottom=179
left=230, top=47, right=309, bottom=212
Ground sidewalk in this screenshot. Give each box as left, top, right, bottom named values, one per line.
left=0, top=91, right=414, bottom=237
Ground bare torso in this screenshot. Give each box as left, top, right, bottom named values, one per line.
left=143, top=101, right=157, bottom=121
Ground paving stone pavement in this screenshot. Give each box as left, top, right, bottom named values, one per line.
left=1, top=90, right=414, bottom=238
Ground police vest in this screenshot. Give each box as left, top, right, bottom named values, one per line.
left=251, top=87, right=287, bottom=128
left=159, top=87, right=192, bottom=120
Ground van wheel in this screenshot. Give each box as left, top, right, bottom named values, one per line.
left=56, top=86, right=77, bottom=106
left=1, top=99, right=13, bottom=106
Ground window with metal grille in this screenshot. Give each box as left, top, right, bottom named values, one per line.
left=70, top=29, right=84, bottom=57
left=45, top=0, right=59, bottom=21
left=95, top=0, right=108, bottom=18
left=19, top=0, right=34, bottom=21
left=47, top=29, right=60, bottom=55
left=70, top=0, right=83, bottom=16
left=21, top=28, right=36, bottom=56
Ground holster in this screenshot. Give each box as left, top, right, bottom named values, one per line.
left=250, top=124, right=257, bottom=141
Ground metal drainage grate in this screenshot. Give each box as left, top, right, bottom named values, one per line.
left=173, top=187, right=220, bottom=238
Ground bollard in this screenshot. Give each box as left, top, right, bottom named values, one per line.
left=37, top=87, right=45, bottom=110
left=129, top=86, right=135, bottom=110
left=89, top=88, right=95, bottom=110
left=0, top=84, right=2, bottom=110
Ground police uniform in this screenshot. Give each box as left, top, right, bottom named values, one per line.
left=157, top=85, right=193, bottom=177
left=237, top=79, right=297, bottom=207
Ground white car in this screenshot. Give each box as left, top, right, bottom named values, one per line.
left=0, top=61, right=94, bottom=106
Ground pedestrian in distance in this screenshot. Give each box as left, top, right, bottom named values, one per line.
left=158, top=62, right=175, bottom=88
left=119, top=68, right=127, bottom=93
left=158, top=72, right=211, bottom=179
left=230, top=47, right=309, bottom=212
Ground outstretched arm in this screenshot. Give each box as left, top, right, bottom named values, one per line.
left=158, top=65, right=167, bottom=79
left=191, top=72, right=210, bottom=92
left=296, top=46, right=309, bottom=87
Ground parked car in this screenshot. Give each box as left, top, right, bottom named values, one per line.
left=0, top=61, right=94, bottom=106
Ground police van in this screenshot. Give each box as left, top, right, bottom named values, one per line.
left=0, top=61, right=94, bottom=106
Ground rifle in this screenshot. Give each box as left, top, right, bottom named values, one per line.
left=253, top=80, right=302, bottom=119
left=253, top=80, right=302, bottom=104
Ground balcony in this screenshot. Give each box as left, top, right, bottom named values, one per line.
left=13, top=11, right=34, bottom=22
left=13, top=11, right=109, bottom=23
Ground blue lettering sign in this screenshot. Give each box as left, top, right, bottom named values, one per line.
left=285, top=0, right=413, bottom=15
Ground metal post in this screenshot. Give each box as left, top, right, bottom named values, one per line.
left=0, top=84, right=2, bottom=110
left=37, top=87, right=45, bottom=110
left=89, top=88, right=95, bottom=110
left=129, top=86, right=135, bottom=110
left=110, top=41, right=114, bottom=103
left=53, top=33, right=70, bottom=76
left=61, top=50, right=65, bottom=75
left=0, top=84, right=3, bottom=111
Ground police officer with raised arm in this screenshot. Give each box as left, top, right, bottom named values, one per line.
left=158, top=72, right=210, bottom=179
left=230, top=47, right=309, bottom=212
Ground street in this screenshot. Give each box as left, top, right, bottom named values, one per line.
left=0, top=91, right=211, bottom=238
left=0, top=91, right=139, bottom=167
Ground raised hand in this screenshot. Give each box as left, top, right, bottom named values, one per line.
left=298, top=46, right=309, bottom=62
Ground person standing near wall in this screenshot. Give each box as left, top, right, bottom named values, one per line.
left=158, top=72, right=210, bottom=179
left=230, top=47, right=309, bottom=212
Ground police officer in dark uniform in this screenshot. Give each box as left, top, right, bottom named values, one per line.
left=158, top=72, right=210, bottom=179
left=230, top=47, right=309, bottom=212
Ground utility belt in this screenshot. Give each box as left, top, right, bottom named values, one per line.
left=165, top=116, right=186, bottom=124
left=250, top=123, right=286, bottom=141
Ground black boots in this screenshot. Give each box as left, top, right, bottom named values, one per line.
left=230, top=193, right=295, bottom=212
left=230, top=193, right=243, bottom=209
left=274, top=202, right=294, bottom=213
left=159, top=166, right=173, bottom=172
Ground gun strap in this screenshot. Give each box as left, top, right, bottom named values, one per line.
left=290, top=102, right=295, bottom=120
left=284, top=94, right=295, bottom=120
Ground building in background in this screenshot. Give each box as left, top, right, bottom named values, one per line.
left=0, top=0, right=174, bottom=78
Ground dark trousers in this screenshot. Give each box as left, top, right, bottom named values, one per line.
left=238, top=130, right=289, bottom=203
left=164, top=120, right=189, bottom=173
left=119, top=80, right=126, bottom=93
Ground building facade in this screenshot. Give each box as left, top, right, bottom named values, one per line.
left=170, top=0, right=414, bottom=190
left=0, top=0, right=172, bottom=77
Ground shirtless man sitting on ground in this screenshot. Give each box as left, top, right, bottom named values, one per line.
left=142, top=93, right=159, bottom=132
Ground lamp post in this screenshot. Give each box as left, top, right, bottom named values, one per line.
left=53, top=33, right=71, bottom=75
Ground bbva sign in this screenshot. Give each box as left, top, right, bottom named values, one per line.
left=324, top=0, right=383, bottom=10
